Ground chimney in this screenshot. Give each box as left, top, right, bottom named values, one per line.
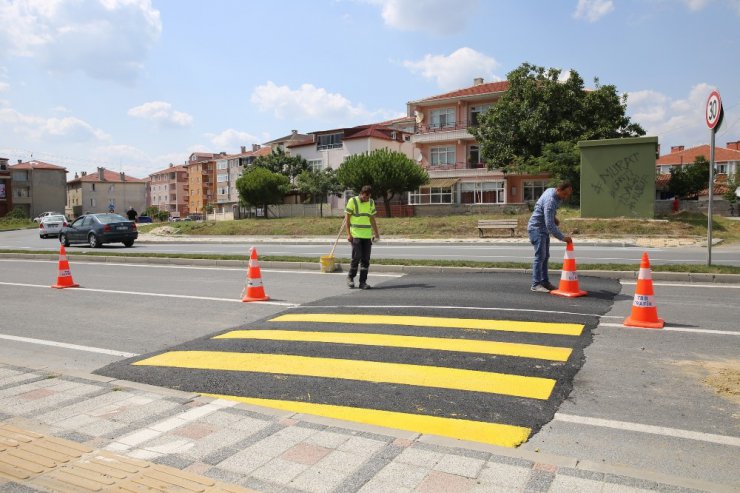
left=241, top=145, right=246, bottom=153
left=120, top=172, right=125, bottom=182
left=0, top=157, right=8, bottom=170
left=74, top=172, right=78, bottom=178
left=252, top=144, right=261, bottom=152
left=726, top=141, right=740, bottom=151
left=17, top=159, right=22, bottom=164
left=291, top=130, right=297, bottom=135
left=473, top=77, right=484, bottom=86
left=670, top=145, right=684, bottom=153
left=81, top=171, right=87, bottom=176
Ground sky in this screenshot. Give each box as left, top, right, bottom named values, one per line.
left=1, top=0, right=739, bottom=179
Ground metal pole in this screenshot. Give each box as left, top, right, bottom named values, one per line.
left=707, top=129, right=715, bottom=266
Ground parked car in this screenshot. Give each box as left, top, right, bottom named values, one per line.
left=39, top=215, right=68, bottom=238
left=137, top=215, right=153, bottom=223
left=59, top=213, right=138, bottom=248
left=33, top=211, right=63, bottom=223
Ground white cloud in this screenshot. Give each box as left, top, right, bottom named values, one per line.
left=251, top=81, right=374, bottom=122
left=0, top=81, right=9, bottom=92
left=128, top=101, right=193, bottom=127
left=366, top=0, right=478, bottom=35
left=626, top=83, right=723, bottom=151
left=684, top=0, right=711, bottom=10
left=0, top=107, right=110, bottom=142
left=0, top=0, right=162, bottom=84
left=402, top=47, right=501, bottom=90
left=573, top=0, right=614, bottom=22
left=207, top=129, right=260, bottom=150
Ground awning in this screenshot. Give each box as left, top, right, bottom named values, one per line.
left=425, top=178, right=460, bottom=188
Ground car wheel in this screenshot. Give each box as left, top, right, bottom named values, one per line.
left=88, top=233, right=101, bottom=248
left=123, top=240, right=134, bottom=247
left=59, top=234, right=70, bottom=247
left=40, top=234, right=46, bottom=239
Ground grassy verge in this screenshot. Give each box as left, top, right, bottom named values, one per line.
left=0, top=219, right=35, bottom=231
left=2, top=249, right=738, bottom=275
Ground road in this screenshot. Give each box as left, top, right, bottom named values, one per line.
left=0, top=255, right=738, bottom=487
left=3, top=228, right=740, bottom=266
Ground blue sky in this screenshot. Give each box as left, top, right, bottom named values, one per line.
left=1, top=0, right=738, bottom=179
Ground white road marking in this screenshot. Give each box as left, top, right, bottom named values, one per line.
left=622, top=281, right=740, bottom=289
left=599, top=322, right=740, bottom=335
left=306, top=304, right=603, bottom=318
left=0, top=281, right=297, bottom=306
left=554, top=413, right=740, bottom=447
left=0, top=333, right=138, bottom=357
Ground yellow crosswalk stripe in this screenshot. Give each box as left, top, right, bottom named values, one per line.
left=202, top=393, right=531, bottom=448
left=134, top=351, right=555, bottom=400
left=269, top=313, right=583, bottom=336
left=215, top=330, right=572, bottom=362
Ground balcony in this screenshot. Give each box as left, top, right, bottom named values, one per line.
left=412, top=120, right=476, bottom=144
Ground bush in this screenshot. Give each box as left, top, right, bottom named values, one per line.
left=3, top=207, right=27, bottom=220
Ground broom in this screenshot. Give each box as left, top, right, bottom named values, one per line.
left=320, top=218, right=346, bottom=273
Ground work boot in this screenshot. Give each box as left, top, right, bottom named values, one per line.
left=346, top=277, right=355, bottom=289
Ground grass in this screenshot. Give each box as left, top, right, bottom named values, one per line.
left=0, top=218, right=35, bottom=231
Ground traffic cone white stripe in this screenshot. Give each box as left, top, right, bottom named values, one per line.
left=560, top=270, right=578, bottom=281
left=563, top=249, right=574, bottom=260
left=639, top=268, right=652, bottom=280
left=248, top=278, right=263, bottom=287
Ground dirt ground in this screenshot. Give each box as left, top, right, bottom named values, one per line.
left=672, top=359, right=740, bottom=406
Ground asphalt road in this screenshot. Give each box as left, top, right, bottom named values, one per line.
left=2, top=228, right=740, bottom=266
left=0, top=257, right=738, bottom=486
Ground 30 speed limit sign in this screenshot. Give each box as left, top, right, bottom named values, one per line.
left=706, top=90, right=722, bottom=130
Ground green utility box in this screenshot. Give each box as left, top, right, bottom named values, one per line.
left=579, top=136, right=659, bottom=218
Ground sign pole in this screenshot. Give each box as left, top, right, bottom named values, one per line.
left=704, top=89, right=722, bottom=266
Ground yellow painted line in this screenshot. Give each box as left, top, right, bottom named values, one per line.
left=134, top=351, right=555, bottom=400
left=202, top=393, right=531, bottom=448
left=269, top=313, right=584, bottom=336
left=215, top=330, right=572, bottom=362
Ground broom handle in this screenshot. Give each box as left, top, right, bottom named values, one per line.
left=328, top=217, right=346, bottom=258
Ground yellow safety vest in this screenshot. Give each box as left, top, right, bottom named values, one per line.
left=345, top=196, right=376, bottom=239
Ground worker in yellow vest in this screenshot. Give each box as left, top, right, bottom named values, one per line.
left=345, top=185, right=380, bottom=289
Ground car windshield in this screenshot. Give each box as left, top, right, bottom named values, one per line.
left=95, top=214, right=128, bottom=224
left=43, top=215, right=66, bottom=222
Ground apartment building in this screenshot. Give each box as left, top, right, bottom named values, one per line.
left=8, top=160, right=68, bottom=218
left=186, top=152, right=220, bottom=214
left=215, top=145, right=272, bottom=214
left=407, top=78, right=550, bottom=208
left=66, top=167, right=146, bottom=218
left=656, top=141, right=740, bottom=177
left=0, top=157, right=12, bottom=217
left=149, top=164, right=189, bottom=219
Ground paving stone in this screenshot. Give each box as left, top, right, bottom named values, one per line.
left=291, top=465, right=348, bottom=493
left=477, top=461, right=530, bottom=489
left=416, top=470, right=478, bottom=493
left=357, top=478, right=413, bottom=493
left=304, top=429, right=351, bottom=449
left=549, top=474, right=604, bottom=493
left=394, top=446, right=444, bottom=469
left=251, top=457, right=309, bottom=485
left=432, top=453, right=485, bottom=479
left=371, top=461, right=429, bottom=489
left=281, top=442, right=332, bottom=465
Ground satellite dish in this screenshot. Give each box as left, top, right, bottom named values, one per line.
left=416, top=153, right=423, bottom=162
left=414, top=110, right=424, bottom=124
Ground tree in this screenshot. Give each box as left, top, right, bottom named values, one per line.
left=533, top=141, right=581, bottom=202
left=470, top=63, right=645, bottom=174
left=337, top=148, right=429, bottom=217
left=722, top=176, right=738, bottom=216
left=668, top=156, right=710, bottom=199
left=295, top=168, right=343, bottom=217
left=235, top=166, right=290, bottom=218
left=252, top=147, right=308, bottom=185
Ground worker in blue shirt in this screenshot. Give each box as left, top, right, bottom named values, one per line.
left=527, top=181, right=573, bottom=292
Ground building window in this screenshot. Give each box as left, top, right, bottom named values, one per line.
left=217, top=174, right=228, bottom=183
left=307, top=159, right=323, bottom=172
left=468, top=145, right=482, bottom=167
left=460, top=181, right=504, bottom=204
left=430, top=146, right=456, bottom=166
left=409, top=186, right=453, bottom=205
left=317, top=133, right=343, bottom=150
left=90, top=198, right=96, bottom=207
left=469, top=104, right=492, bottom=126
left=430, top=108, right=456, bottom=129
left=217, top=161, right=228, bottom=170
left=92, top=183, right=96, bottom=191
left=715, top=163, right=728, bottom=174
left=523, top=180, right=547, bottom=202
left=108, top=184, right=115, bottom=192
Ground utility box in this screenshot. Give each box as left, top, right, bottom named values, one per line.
left=579, top=136, right=659, bottom=218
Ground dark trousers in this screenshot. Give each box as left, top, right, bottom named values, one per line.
left=348, top=238, right=372, bottom=284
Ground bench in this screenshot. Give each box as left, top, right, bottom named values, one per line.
left=477, top=219, right=519, bottom=237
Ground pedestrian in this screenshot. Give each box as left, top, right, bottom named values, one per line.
left=527, top=180, right=573, bottom=293
left=672, top=196, right=679, bottom=213
left=126, top=206, right=138, bottom=222
left=345, top=185, right=380, bottom=290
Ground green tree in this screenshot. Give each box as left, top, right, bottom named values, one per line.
left=144, top=206, right=160, bottom=218
left=295, top=168, right=343, bottom=217
left=533, top=141, right=581, bottom=203
left=236, top=166, right=290, bottom=218
left=668, top=156, right=710, bottom=199
left=252, top=147, right=308, bottom=185
left=337, top=148, right=429, bottom=217
left=722, top=176, right=737, bottom=216
left=470, top=63, right=645, bottom=174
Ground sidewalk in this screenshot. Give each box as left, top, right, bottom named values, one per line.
left=1, top=364, right=731, bottom=493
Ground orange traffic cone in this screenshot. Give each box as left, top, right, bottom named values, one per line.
left=241, top=247, right=270, bottom=302
left=624, top=252, right=664, bottom=329
left=551, top=242, right=587, bottom=298
left=51, top=244, right=79, bottom=289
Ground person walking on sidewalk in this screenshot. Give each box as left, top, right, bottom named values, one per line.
left=126, top=206, right=138, bottom=222
left=345, top=185, right=380, bottom=290
left=527, top=180, right=573, bottom=292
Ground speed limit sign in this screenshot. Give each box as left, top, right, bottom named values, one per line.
left=706, top=90, right=722, bottom=130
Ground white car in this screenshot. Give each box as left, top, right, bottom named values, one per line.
left=33, top=211, right=62, bottom=223
left=39, top=214, right=68, bottom=238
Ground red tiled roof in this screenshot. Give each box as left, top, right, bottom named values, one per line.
left=656, top=173, right=671, bottom=189
left=656, top=144, right=740, bottom=165
left=343, top=125, right=406, bottom=141
left=151, top=164, right=188, bottom=175
left=69, top=169, right=144, bottom=183
left=410, top=81, right=510, bottom=104
left=10, top=160, right=67, bottom=171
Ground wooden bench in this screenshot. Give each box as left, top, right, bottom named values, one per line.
left=477, top=219, right=519, bottom=237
